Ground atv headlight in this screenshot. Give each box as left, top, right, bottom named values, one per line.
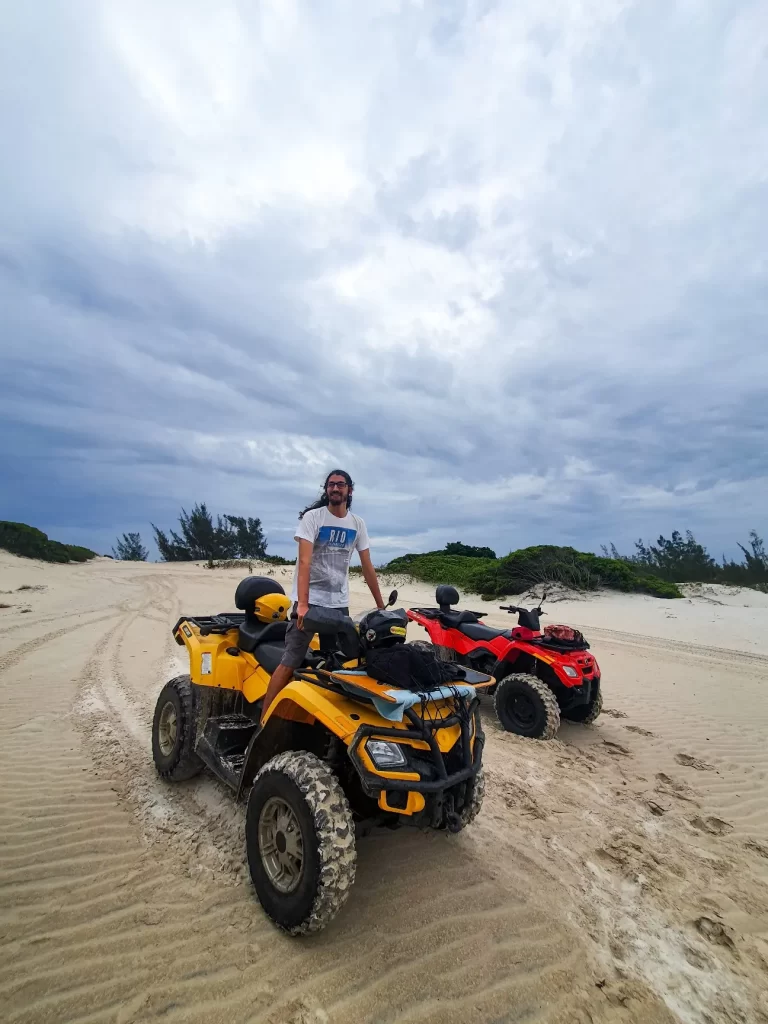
left=366, top=740, right=407, bottom=769
left=563, top=665, right=579, bottom=678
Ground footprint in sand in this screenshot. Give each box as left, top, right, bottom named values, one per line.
left=694, top=916, right=737, bottom=952
left=655, top=772, right=696, bottom=802
left=690, top=815, right=734, bottom=836
left=682, top=942, right=711, bottom=970
left=603, top=708, right=628, bottom=719
left=602, top=740, right=631, bottom=756
left=626, top=725, right=656, bottom=738
left=646, top=800, right=668, bottom=816
left=745, top=839, right=768, bottom=860
left=675, top=752, right=715, bottom=771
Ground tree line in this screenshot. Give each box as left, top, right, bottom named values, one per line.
left=601, top=529, right=767, bottom=591
left=113, top=503, right=268, bottom=563
left=111, top=506, right=767, bottom=595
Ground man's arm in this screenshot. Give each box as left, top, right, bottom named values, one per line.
left=359, top=548, right=385, bottom=609
left=296, top=538, right=313, bottom=627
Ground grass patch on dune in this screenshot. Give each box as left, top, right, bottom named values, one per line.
left=377, top=544, right=682, bottom=599
left=0, top=522, right=97, bottom=564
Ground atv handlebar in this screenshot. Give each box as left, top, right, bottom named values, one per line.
left=500, top=605, right=546, bottom=615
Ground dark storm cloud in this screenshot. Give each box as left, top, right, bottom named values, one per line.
left=1, top=1, right=766, bottom=562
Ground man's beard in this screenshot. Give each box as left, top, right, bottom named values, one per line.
left=328, top=494, right=344, bottom=506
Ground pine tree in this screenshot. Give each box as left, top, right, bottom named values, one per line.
left=152, top=505, right=268, bottom=561
left=113, top=532, right=149, bottom=561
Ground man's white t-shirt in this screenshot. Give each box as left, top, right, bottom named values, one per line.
left=290, top=507, right=370, bottom=608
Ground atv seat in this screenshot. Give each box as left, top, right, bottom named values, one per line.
left=238, top=620, right=289, bottom=654
left=253, top=642, right=287, bottom=674
left=458, top=622, right=513, bottom=642
left=438, top=609, right=482, bottom=629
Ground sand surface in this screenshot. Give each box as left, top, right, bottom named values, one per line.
left=1, top=553, right=767, bottom=1024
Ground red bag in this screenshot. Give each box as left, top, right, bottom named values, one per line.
left=544, top=624, right=584, bottom=644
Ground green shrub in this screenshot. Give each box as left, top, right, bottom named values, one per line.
left=444, top=542, right=497, bottom=559
left=60, top=543, right=99, bottom=563
left=470, top=545, right=682, bottom=599
left=0, top=522, right=97, bottom=564
left=382, top=544, right=682, bottom=600
left=381, top=554, right=495, bottom=591
left=633, top=575, right=682, bottom=599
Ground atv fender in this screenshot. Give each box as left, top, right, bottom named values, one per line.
left=236, top=681, right=357, bottom=800
left=262, top=680, right=357, bottom=738
left=490, top=651, right=531, bottom=682
left=492, top=643, right=571, bottom=687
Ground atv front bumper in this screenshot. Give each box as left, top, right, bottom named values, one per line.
left=554, top=675, right=600, bottom=710
left=347, top=700, right=484, bottom=827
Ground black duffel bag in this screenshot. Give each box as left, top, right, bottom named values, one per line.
left=365, top=642, right=466, bottom=693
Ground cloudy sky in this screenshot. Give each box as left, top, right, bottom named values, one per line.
left=1, top=1, right=766, bottom=562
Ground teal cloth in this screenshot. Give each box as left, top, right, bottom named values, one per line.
left=338, top=680, right=476, bottom=722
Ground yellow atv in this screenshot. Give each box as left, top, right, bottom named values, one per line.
left=151, top=576, right=493, bottom=935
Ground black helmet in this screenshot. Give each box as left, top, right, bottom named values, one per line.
left=358, top=607, right=408, bottom=652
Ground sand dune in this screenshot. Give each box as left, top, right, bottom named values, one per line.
left=1, top=553, right=767, bottom=1024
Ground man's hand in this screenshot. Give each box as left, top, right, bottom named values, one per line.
left=296, top=539, right=313, bottom=629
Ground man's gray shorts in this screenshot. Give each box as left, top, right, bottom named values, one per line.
left=280, top=604, right=349, bottom=669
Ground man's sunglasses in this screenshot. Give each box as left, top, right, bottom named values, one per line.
left=327, top=482, right=349, bottom=490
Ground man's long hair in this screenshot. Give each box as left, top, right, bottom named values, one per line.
left=299, top=469, right=355, bottom=519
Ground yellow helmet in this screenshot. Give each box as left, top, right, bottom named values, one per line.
left=253, top=592, right=290, bottom=623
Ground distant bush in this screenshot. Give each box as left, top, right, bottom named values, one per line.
left=381, top=544, right=681, bottom=600
left=471, top=546, right=682, bottom=599
left=382, top=553, right=496, bottom=591
left=204, top=557, right=294, bottom=571
left=59, top=544, right=98, bottom=563
left=443, top=541, right=497, bottom=559
left=0, top=522, right=97, bottom=564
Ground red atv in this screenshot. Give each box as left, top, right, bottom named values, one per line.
left=407, top=586, right=602, bottom=739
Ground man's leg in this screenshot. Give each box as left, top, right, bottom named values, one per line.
left=259, top=613, right=312, bottom=724
left=260, top=663, right=294, bottom=724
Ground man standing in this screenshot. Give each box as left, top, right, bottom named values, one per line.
left=260, top=469, right=385, bottom=721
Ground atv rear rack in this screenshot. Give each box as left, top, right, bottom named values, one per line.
left=173, top=613, right=246, bottom=640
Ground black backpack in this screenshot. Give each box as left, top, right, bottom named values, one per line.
left=365, top=642, right=466, bottom=693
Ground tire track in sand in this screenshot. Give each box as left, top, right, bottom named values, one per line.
left=1, top=565, right=678, bottom=1024
left=573, top=623, right=768, bottom=669
left=66, top=575, right=627, bottom=1024
left=0, top=613, right=124, bottom=674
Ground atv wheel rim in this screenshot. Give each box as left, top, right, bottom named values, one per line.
left=509, top=692, right=536, bottom=728
left=158, top=701, right=178, bottom=757
left=258, top=797, right=304, bottom=894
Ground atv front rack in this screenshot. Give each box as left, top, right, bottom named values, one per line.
left=347, top=696, right=483, bottom=797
